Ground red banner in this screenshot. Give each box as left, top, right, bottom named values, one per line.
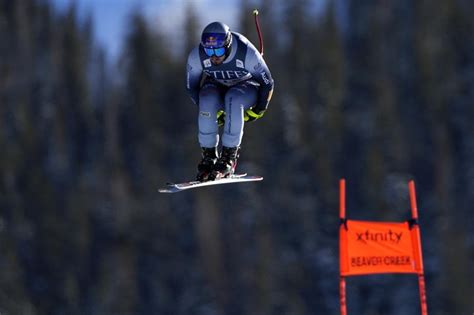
left=340, top=220, right=422, bottom=276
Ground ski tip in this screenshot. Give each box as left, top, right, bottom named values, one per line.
left=158, top=185, right=180, bottom=193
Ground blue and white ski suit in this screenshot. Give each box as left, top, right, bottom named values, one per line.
left=186, top=32, right=274, bottom=148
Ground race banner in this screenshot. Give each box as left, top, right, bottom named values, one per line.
left=340, top=220, right=421, bottom=276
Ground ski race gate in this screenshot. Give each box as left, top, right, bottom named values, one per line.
left=338, top=179, right=428, bottom=315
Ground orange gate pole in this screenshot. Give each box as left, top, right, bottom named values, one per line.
left=339, top=179, right=347, bottom=315
left=408, top=180, right=428, bottom=315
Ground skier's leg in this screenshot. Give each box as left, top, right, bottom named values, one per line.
left=197, top=84, right=224, bottom=181
left=198, top=83, right=224, bottom=148
left=221, top=83, right=258, bottom=147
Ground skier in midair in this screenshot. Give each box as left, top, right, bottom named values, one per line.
left=186, top=21, right=274, bottom=181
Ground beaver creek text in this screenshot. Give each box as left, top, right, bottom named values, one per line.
left=351, top=256, right=413, bottom=267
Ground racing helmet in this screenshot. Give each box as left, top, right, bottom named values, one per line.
left=201, top=22, right=232, bottom=57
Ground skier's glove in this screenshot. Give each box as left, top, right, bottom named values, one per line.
left=217, top=110, right=226, bottom=127
left=244, top=107, right=266, bottom=123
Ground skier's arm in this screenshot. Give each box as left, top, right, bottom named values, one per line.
left=246, top=48, right=274, bottom=113
left=186, top=48, right=203, bottom=106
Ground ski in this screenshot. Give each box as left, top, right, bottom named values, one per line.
left=158, top=173, right=263, bottom=193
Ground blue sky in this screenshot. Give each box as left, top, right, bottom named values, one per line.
left=51, top=0, right=240, bottom=60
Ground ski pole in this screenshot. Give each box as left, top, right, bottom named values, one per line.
left=253, top=9, right=264, bottom=56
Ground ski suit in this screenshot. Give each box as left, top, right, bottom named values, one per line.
left=186, top=32, right=274, bottom=148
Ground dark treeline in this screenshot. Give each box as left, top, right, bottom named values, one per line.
left=1, top=0, right=473, bottom=314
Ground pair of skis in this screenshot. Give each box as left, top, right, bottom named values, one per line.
left=158, top=173, right=263, bottom=193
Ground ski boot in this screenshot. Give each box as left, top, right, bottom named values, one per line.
left=196, top=147, right=219, bottom=182
left=208, top=146, right=239, bottom=180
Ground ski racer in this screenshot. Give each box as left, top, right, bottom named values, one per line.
left=186, top=21, right=274, bottom=181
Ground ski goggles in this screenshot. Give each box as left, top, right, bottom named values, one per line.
left=203, top=47, right=226, bottom=57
